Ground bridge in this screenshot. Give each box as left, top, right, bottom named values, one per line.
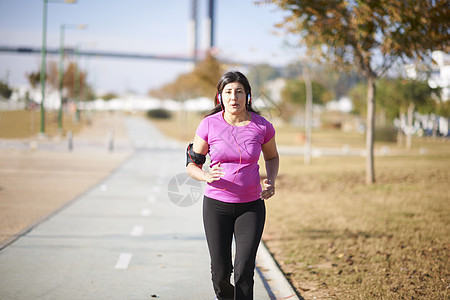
left=0, top=46, right=196, bottom=63
left=0, top=46, right=250, bottom=67
left=0, top=0, right=215, bottom=64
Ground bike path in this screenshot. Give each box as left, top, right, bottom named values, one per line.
left=0, top=116, right=272, bottom=300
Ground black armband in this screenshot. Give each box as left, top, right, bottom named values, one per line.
left=186, top=143, right=206, bottom=167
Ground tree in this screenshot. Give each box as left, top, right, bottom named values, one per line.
left=26, top=71, right=41, bottom=89
left=394, top=79, right=436, bottom=148
left=282, top=79, right=333, bottom=106
left=27, top=60, right=93, bottom=101
left=0, top=80, right=13, bottom=100
left=261, top=0, right=448, bottom=183
left=63, top=62, right=88, bottom=100
left=100, top=92, right=119, bottom=101
left=436, top=100, right=450, bottom=118
left=284, top=61, right=364, bottom=100
left=149, top=52, right=223, bottom=101
left=191, top=51, right=224, bottom=97
left=351, top=78, right=436, bottom=146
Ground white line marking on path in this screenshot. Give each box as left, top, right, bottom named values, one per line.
left=131, top=225, right=144, bottom=236
left=141, top=208, right=151, bottom=216
left=115, top=253, right=133, bottom=269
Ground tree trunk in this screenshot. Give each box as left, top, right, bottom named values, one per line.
left=365, top=76, right=376, bottom=184
left=406, top=102, right=415, bottom=150
left=304, top=65, right=313, bottom=165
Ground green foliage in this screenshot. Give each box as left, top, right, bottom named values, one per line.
left=281, top=79, right=334, bottom=106
left=400, top=80, right=436, bottom=113
left=146, top=108, right=172, bottom=119
left=101, top=92, right=119, bottom=101
left=374, top=126, right=397, bottom=142
left=283, top=62, right=365, bottom=100
left=80, top=84, right=96, bottom=102
left=26, top=71, right=41, bottom=89
left=350, top=78, right=437, bottom=121
left=435, top=100, right=450, bottom=118
left=0, top=80, right=13, bottom=99
left=349, top=82, right=367, bottom=116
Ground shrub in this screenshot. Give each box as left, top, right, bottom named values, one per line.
left=146, top=108, right=172, bottom=119
left=375, top=126, right=397, bottom=142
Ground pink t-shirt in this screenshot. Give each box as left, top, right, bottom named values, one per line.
left=196, top=111, right=275, bottom=203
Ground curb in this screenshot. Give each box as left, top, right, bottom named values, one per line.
left=256, top=241, right=301, bottom=300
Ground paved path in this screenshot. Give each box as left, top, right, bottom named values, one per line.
left=0, top=116, right=274, bottom=300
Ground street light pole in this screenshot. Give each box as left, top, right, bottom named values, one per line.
left=39, top=0, right=77, bottom=136
left=74, top=46, right=80, bottom=122
left=39, top=0, right=48, bottom=136
left=57, top=24, right=65, bottom=132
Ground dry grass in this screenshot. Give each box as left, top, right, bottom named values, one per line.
left=149, top=113, right=450, bottom=299
left=275, top=124, right=366, bottom=148
left=149, top=110, right=204, bottom=143
left=263, top=153, right=449, bottom=299
left=0, top=110, right=87, bottom=139
left=0, top=150, right=130, bottom=245
left=275, top=122, right=450, bottom=156
left=0, top=110, right=132, bottom=247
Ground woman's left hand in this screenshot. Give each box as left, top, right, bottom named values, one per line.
left=260, top=179, right=275, bottom=200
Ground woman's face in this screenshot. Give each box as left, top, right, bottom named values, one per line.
left=221, top=82, right=246, bottom=115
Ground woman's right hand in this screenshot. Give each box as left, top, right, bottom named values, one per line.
left=205, top=162, right=225, bottom=183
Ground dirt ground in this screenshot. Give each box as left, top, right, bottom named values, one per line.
left=0, top=112, right=133, bottom=248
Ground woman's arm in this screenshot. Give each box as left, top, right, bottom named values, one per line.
left=260, top=136, right=279, bottom=200
left=186, top=134, right=224, bottom=183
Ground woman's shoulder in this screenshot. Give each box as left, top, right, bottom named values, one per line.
left=250, top=112, right=273, bottom=127
left=204, top=111, right=222, bottom=120
left=197, top=111, right=222, bottom=130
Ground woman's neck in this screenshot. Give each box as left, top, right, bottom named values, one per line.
left=223, top=110, right=251, bottom=126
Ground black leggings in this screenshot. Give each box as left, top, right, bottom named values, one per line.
left=203, top=196, right=266, bottom=300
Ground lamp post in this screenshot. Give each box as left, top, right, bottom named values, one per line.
left=40, top=0, right=76, bottom=136
left=74, top=45, right=80, bottom=122
left=58, top=23, right=86, bottom=131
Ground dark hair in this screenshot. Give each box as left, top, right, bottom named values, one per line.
left=206, top=71, right=259, bottom=116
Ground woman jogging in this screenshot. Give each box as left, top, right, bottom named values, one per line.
left=186, top=71, right=279, bottom=300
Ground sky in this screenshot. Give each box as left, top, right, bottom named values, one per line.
left=0, top=0, right=299, bottom=96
